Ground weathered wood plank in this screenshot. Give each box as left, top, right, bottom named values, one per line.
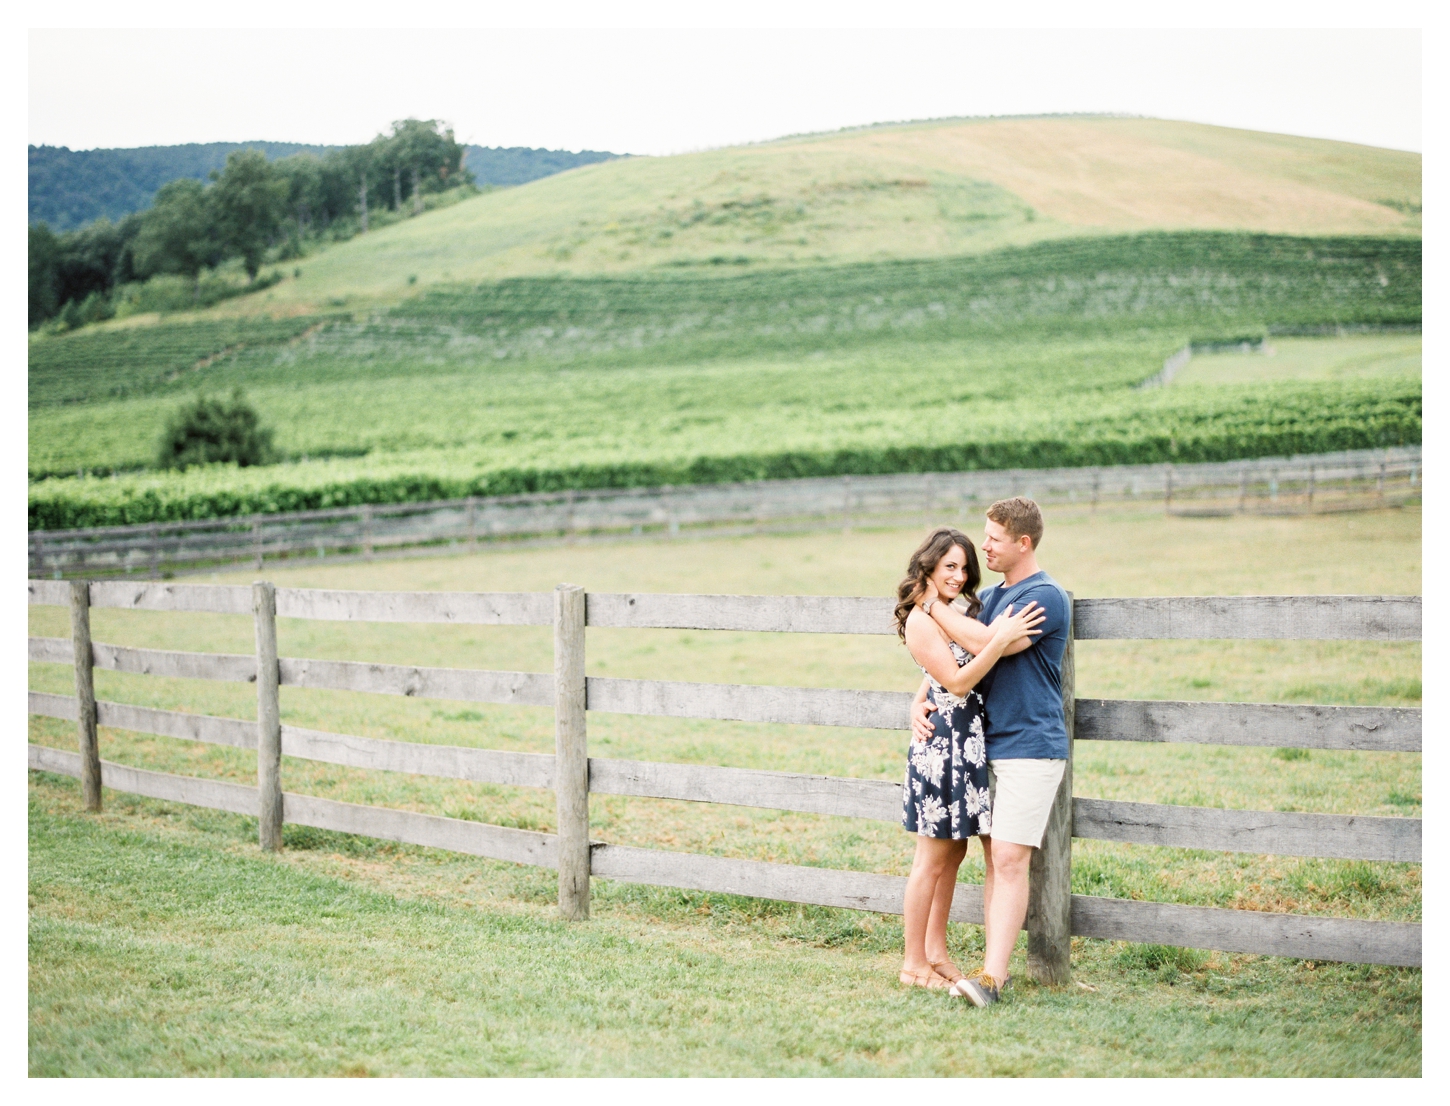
left=29, top=742, right=559, bottom=867
left=555, top=584, right=591, bottom=919
left=588, top=757, right=901, bottom=821
left=27, top=580, right=70, bottom=606
left=27, top=745, right=257, bottom=816
left=254, top=582, right=282, bottom=851
left=70, top=581, right=102, bottom=811
left=1076, top=699, right=1421, bottom=752
left=30, top=691, right=77, bottom=720
left=281, top=726, right=554, bottom=788
left=88, top=582, right=253, bottom=614
left=586, top=677, right=911, bottom=730
left=29, top=636, right=73, bottom=664
left=96, top=701, right=256, bottom=748
left=277, top=657, right=553, bottom=706
left=587, top=593, right=896, bottom=635
left=1074, top=595, right=1421, bottom=641
left=91, top=643, right=257, bottom=683
left=1073, top=798, right=1420, bottom=862
left=591, top=843, right=985, bottom=923
left=1069, top=894, right=1421, bottom=967
left=282, top=792, right=558, bottom=868
left=1028, top=593, right=1074, bottom=984
left=275, top=588, right=551, bottom=626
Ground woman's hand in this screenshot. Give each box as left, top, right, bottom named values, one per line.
left=989, top=601, right=1046, bottom=648
left=919, top=579, right=940, bottom=610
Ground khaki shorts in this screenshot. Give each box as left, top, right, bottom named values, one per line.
left=985, top=758, right=1067, bottom=847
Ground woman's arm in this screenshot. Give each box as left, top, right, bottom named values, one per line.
left=904, top=604, right=1041, bottom=698
left=931, top=599, right=1038, bottom=657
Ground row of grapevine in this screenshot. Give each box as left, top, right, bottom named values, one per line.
left=29, top=379, right=1420, bottom=530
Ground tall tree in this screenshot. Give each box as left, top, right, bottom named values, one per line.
left=29, top=224, right=61, bottom=327
left=130, top=179, right=221, bottom=299
left=210, top=151, right=289, bottom=280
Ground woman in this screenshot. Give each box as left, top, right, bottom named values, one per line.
left=894, top=527, right=1043, bottom=991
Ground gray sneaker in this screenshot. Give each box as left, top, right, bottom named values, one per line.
left=953, top=970, right=1009, bottom=1007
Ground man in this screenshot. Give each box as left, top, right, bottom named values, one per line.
left=909, top=496, right=1071, bottom=1006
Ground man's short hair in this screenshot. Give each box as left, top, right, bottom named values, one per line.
left=987, top=497, right=1044, bottom=550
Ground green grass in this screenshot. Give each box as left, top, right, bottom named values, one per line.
left=1176, top=333, right=1422, bottom=386
left=28, top=505, right=1421, bottom=1073
left=28, top=778, right=1421, bottom=1076
left=201, top=115, right=1420, bottom=311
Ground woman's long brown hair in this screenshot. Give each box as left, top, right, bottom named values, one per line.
left=894, top=527, right=982, bottom=640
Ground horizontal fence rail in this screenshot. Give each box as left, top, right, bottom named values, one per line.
left=27, top=580, right=1421, bottom=970
left=29, top=447, right=1420, bottom=579
left=26, top=692, right=1421, bottom=865
left=29, top=581, right=1424, bottom=641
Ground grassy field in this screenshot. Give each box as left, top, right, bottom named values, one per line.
left=195, top=115, right=1421, bottom=313
left=28, top=504, right=1421, bottom=1074
left=1176, top=333, right=1422, bottom=387
left=26, top=118, right=1422, bottom=527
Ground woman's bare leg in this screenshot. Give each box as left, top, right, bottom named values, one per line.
left=924, top=840, right=969, bottom=965
left=903, top=836, right=968, bottom=973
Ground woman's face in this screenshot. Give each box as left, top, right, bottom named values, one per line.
left=929, top=544, right=969, bottom=600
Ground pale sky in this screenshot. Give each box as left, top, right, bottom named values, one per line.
left=29, top=26, right=1422, bottom=155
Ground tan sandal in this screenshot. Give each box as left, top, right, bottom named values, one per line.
left=899, top=967, right=953, bottom=991
left=930, top=959, right=966, bottom=984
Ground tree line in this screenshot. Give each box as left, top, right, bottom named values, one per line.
left=29, top=119, right=471, bottom=330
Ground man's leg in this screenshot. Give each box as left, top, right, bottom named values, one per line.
left=980, top=837, right=1033, bottom=981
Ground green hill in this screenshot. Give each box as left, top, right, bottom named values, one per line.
left=206, top=115, right=1420, bottom=315
left=27, top=117, right=1422, bottom=529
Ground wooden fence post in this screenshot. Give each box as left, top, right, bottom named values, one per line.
left=1026, top=592, right=1074, bottom=985
left=253, top=581, right=283, bottom=851
left=554, top=583, right=590, bottom=919
left=70, top=580, right=102, bottom=812
left=361, top=505, right=374, bottom=561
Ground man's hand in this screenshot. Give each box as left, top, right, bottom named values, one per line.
left=910, top=696, right=936, bottom=742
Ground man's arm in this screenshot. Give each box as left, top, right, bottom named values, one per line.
left=930, top=600, right=1036, bottom=656
left=910, top=676, right=934, bottom=741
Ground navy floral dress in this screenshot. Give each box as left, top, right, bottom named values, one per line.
left=902, top=640, right=992, bottom=839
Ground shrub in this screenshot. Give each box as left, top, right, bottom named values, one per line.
left=157, top=390, right=276, bottom=470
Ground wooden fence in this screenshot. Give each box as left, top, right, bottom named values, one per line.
left=26, top=580, right=1422, bottom=976
left=30, top=447, right=1421, bottom=579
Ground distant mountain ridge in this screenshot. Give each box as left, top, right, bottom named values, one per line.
left=29, top=142, right=340, bottom=230
left=29, top=141, right=624, bottom=231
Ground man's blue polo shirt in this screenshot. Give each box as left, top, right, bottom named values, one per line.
left=974, top=571, right=1070, bottom=760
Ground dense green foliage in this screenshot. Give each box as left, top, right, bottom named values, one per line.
left=28, top=315, right=331, bottom=409
left=28, top=120, right=471, bottom=329
left=26, top=232, right=1421, bottom=528
left=28, top=141, right=338, bottom=230
left=29, top=140, right=618, bottom=231
left=157, top=390, right=275, bottom=470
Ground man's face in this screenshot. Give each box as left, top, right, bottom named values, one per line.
left=982, top=518, right=1028, bottom=575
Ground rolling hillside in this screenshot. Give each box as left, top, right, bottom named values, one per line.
left=205, top=115, right=1421, bottom=315
left=27, top=116, right=1421, bottom=528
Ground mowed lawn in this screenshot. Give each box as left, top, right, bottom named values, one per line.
left=28, top=503, right=1421, bottom=1075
